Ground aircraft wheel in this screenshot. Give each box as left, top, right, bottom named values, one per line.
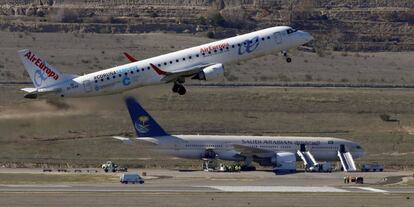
left=286, top=57, right=292, bottom=63
left=177, top=86, right=186, bottom=95
left=172, top=84, right=180, bottom=93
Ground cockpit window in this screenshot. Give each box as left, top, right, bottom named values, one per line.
left=287, top=28, right=298, bottom=34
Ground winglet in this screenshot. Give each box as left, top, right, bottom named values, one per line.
left=123, top=52, right=138, bottom=62
left=149, top=63, right=168, bottom=76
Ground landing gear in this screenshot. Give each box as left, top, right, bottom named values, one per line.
left=281, top=51, right=292, bottom=63
left=177, top=86, right=186, bottom=95
left=241, top=157, right=256, bottom=171
left=172, top=82, right=186, bottom=95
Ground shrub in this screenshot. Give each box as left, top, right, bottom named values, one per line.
left=206, top=31, right=215, bottom=39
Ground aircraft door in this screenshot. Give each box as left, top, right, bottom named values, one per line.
left=273, top=32, right=282, bottom=44
left=83, top=80, right=92, bottom=93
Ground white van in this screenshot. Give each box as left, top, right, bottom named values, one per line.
left=120, top=173, right=144, bottom=184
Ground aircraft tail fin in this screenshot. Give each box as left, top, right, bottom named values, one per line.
left=125, top=96, right=169, bottom=137
left=18, top=49, right=71, bottom=89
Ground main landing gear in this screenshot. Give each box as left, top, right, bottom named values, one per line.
left=282, top=51, right=292, bottom=63
left=172, top=82, right=186, bottom=95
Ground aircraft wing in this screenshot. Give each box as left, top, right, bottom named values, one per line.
left=232, top=144, right=275, bottom=157
left=150, top=63, right=216, bottom=83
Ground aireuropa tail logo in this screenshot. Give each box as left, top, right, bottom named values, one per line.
left=134, top=115, right=150, bottom=134
left=24, top=51, right=59, bottom=86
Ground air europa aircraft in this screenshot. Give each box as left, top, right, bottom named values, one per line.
left=115, top=97, right=365, bottom=173
left=18, top=26, right=313, bottom=98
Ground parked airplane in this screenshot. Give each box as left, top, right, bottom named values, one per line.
left=115, top=97, right=365, bottom=173
left=18, top=26, right=313, bottom=98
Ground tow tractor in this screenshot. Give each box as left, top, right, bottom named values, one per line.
left=101, top=161, right=118, bottom=173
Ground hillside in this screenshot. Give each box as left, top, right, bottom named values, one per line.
left=0, top=0, right=413, bottom=51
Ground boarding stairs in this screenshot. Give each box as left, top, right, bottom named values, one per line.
left=297, top=144, right=318, bottom=170
left=337, top=144, right=357, bottom=172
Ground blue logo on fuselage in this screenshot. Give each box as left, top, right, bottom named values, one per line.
left=238, top=36, right=260, bottom=55
left=123, top=77, right=131, bottom=86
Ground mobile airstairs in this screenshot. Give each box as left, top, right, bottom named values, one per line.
left=297, top=144, right=318, bottom=170
left=337, top=144, right=357, bottom=172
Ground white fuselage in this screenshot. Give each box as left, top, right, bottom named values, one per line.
left=43, top=26, right=312, bottom=97
left=138, top=135, right=365, bottom=164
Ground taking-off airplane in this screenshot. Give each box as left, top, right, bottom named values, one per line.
left=18, top=26, right=313, bottom=98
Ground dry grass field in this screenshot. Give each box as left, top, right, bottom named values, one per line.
left=1, top=31, right=414, bottom=169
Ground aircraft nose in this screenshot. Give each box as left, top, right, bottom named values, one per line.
left=299, top=30, right=314, bottom=43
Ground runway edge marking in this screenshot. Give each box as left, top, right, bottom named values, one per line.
left=354, top=187, right=389, bottom=193
left=201, top=186, right=349, bottom=193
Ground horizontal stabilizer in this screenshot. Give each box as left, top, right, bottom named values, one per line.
left=21, top=88, right=37, bottom=93
left=112, top=136, right=133, bottom=144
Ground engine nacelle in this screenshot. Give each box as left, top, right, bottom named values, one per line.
left=202, top=149, right=217, bottom=159
left=255, top=152, right=296, bottom=173
left=192, top=64, right=224, bottom=81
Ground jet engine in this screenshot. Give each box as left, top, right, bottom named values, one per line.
left=202, top=149, right=217, bottom=159
left=192, top=64, right=224, bottom=81
left=254, top=152, right=296, bottom=173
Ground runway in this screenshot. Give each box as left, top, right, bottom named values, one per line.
left=0, top=169, right=413, bottom=207
left=1, top=183, right=413, bottom=193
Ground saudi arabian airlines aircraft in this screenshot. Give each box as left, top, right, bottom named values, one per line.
left=115, top=97, right=365, bottom=173
left=18, top=26, right=313, bottom=98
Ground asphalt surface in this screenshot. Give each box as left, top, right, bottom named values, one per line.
left=0, top=183, right=413, bottom=193
left=0, top=169, right=413, bottom=193
left=0, top=169, right=413, bottom=207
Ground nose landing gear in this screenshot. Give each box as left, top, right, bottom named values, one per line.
left=282, top=51, right=292, bottom=63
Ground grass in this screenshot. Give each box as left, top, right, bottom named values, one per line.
left=0, top=173, right=119, bottom=184
left=403, top=178, right=414, bottom=186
